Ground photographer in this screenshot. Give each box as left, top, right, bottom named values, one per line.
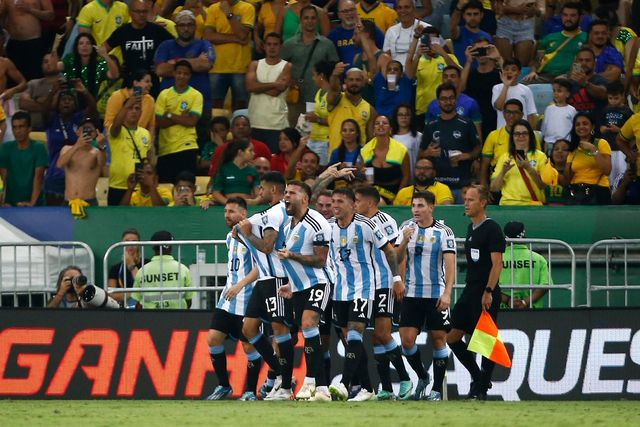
left=47, top=265, right=119, bottom=309
left=120, top=159, right=172, bottom=206
left=170, top=170, right=202, bottom=207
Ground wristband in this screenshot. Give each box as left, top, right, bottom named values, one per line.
left=393, top=275, right=402, bottom=283
left=484, top=286, right=493, bottom=293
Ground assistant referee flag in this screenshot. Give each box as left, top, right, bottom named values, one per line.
left=468, top=312, right=512, bottom=368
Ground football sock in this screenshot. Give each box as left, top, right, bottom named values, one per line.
left=209, top=345, right=229, bottom=387
left=341, top=330, right=364, bottom=388
left=303, top=327, right=326, bottom=386
left=385, top=340, right=410, bottom=381
left=449, top=339, right=481, bottom=382
left=275, top=333, right=294, bottom=389
left=248, top=333, right=281, bottom=374
left=245, top=351, right=262, bottom=393
left=374, top=345, right=393, bottom=392
left=402, top=345, right=429, bottom=380
left=432, top=347, right=450, bottom=393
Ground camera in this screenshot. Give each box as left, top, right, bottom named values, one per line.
left=473, top=47, right=488, bottom=57
left=71, top=275, right=88, bottom=287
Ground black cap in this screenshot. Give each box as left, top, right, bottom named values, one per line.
left=504, top=221, right=525, bottom=239
left=79, top=116, right=99, bottom=128
left=151, top=230, right=173, bottom=251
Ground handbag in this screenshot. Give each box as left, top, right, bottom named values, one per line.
left=287, top=39, right=319, bottom=104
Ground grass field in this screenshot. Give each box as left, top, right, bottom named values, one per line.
left=1, top=401, right=639, bottom=426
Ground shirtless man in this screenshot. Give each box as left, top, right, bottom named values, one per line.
left=0, top=0, right=54, bottom=81
left=56, top=117, right=106, bottom=205
left=0, top=57, right=27, bottom=104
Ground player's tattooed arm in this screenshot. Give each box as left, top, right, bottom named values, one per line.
left=238, top=221, right=278, bottom=254
left=278, top=246, right=329, bottom=268
left=382, top=243, right=399, bottom=276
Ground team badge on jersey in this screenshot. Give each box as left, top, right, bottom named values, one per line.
left=352, top=236, right=359, bottom=243
left=385, top=225, right=394, bottom=236
left=447, top=240, right=455, bottom=249
left=262, top=215, right=269, bottom=225
left=314, top=233, right=325, bottom=242
left=340, top=236, right=348, bottom=246
left=374, top=230, right=384, bottom=240
left=418, top=235, right=425, bottom=243
left=471, top=248, right=480, bottom=262
left=116, top=16, right=123, bottom=25
left=180, top=101, right=188, bottom=111
left=430, top=236, right=436, bottom=243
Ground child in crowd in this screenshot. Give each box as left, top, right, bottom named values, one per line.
left=541, top=78, right=577, bottom=155
left=597, top=80, right=633, bottom=183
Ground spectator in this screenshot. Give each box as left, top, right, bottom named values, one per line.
left=587, top=19, right=624, bottom=82
left=254, top=156, right=272, bottom=179
left=0, top=105, right=5, bottom=144
left=47, top=266, right=86, bottom=309
left=357, top=0, right=397, bottom=33
left=383, top=0, right=424, bottom=66
left=171, top=0, right=207, bottom=39
left=351, top=20, right=384, bottom=106
left=493, top=0, right=543, bottom=66
left=0, top=112, right=48, bottom=207
left=314, top=189, right=333, bottom=219
left=420, top=83, right=481, bottom=203
left=246, top=32, right=292, bottom=153
left=155, top=60, right=203, bottom=183
left=500, top=221, right=551, bottom=309
left=120, top=159, right=172, bottom=206
left=62, top=33, right=120, bottom=99
left=450, top=0, right=493, bottom=68
left=56, top=116, right=106, bottom=206
left=393, top=157, right=454, bottom=205
left=280, top=0, right=330, bottom=41
left=360, top=115, right=410, bottom=204
left=565, top=48, right=608, bottom=116
left=154, top=10, right=215, bottom=150
left=107, top=228, right=146, bottom=307
left=270, top=127, right=302, bottom=174
left=373, top=60, right=416, bottom=118
left=597, top=80, right=632, bottom=183
left=492, top=59, right=538, bottom=130
left=0, top=0, right=53, bottom=81
left=328, top=118, right=363, bottom=167
left=288, top=150, right=321, bottom=186
left=211, top=139, right=261, bottom=205
left=460, top=39, right=503, bottom=144
left=329, top=0, right=384, bottom=65
left=564, top=112, right=612, bottom=205
left=282, top=5, right=339, bottom=122
left=391, top=103, right=421, bottom=175
left=204, top=0, right=255, bottom=111
left=406, top=25, right=461, bottom=125
left=327, top=63, right=376, bottom=155
left=255, top=0, right=286, bottom=54
left=541, top=138, right=570, bottom=204
left=199, top=116, right=230, bottom=174
left=108, top=101, right=152, bottom=206
left=541, top=78, right=577, bottom=153
left=77, top=0, right=129, bottom=46
left=19, top=54, right=61, bottom=131
left=0, top=56, right=27, bottom=117
left=490, top=119, right=548, bottom=206
left=523, top=2, right=587, bottom=82
left=612, top=154, right=640, bottom=204
left=104, top=69, right=156, bottom=137
left=132, top=230, right=194, bottom=310
left=44, top=84, right=98, bottom=206
left=305, top=60, right=335, bottom=166
left=170, top=170, right=204, bottom=206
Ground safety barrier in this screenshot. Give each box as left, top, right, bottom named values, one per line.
left=452, top=238, right=576, bottom=308
left=103, top=240, right=228, bottom=309
left=0, top=241, right=95, bottom=307
left=586, top=239, right=640, bottom=307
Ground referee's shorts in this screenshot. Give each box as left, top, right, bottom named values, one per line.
left=451, top=284, right=501, bottom=334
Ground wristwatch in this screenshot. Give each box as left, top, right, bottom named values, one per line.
left=227, top=12, right=234, bottom=19
left=484, top=286, right=493, bottom=293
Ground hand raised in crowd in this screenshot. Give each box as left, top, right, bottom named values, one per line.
left=94, top=44, right=109, bottom=58
left=73, top=79, right=88, bottom=94
left=126, top=173, right=138, bottom=191
left=579, top=140, right=598, bottom=153
left=499, top=70, right=514, bottom=86
left=502, top=159, right=515, bottom=174
left=200, top=198, right=216, bottom=210
left=332, top=61, right=349, bottom=77
left=304, top=111, right=319, bottom=123
left=570, top=69, right=588, bottom=87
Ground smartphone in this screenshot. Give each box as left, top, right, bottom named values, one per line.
left=133, top=86, right=142, bottom=97
left=134, top=162, right=143, bottom=182
left=572, top=63, right=583, bottom=74
left=516, top=149, right=526, bottom=159
left=420, top=34, right=431, bottom=47
left=82, top=126, right=92, bottom=139
left=473, top=46, right=488, bottom=57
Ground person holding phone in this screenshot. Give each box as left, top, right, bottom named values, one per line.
left=490, top=119, right=548, bottom=205
left=120, top=159, right=172, bottom=207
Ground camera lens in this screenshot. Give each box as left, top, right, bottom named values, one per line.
left=71, top=275, right=87, bottom=286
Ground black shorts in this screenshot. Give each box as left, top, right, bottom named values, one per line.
left=332, top=298, right=373, bottom=328
left=209, top=308, right=246, bottom=341
left=399, top=297, right=452, bottom=332
left=292, top=283, right=331, bottom=326
left=373, top=288, right=399, bottom=319
left=245, top=277, right=293, bottom=324
left=451, top=285, right=501, bottom=334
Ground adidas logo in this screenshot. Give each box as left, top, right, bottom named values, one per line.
left=359, top=312, right=366, bottom=318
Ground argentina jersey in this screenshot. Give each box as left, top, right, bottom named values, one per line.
left=397, top=219, right=456, bottom=299
left=369, top=211, right=399, bottom=290
left=217, top=232, right=254, bottom=315
left=281, top=209, right=332, bottom=292
left=330, top=214, right=389, bottom=302
left=242, top=201, right=288, bottom=279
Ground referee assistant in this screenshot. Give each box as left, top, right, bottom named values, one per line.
left=447, top=184, right=505, bottom=400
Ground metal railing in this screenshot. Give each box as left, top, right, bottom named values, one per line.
left=0, top=241, right=95, bottom=307
left=452, top=238, right=576, bottom=308
left=103, top=240, right=228, bottom=309
left=586, top=239, right=640, bottom=307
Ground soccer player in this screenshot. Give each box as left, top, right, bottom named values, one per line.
left=206, top=197, right=261, bottom=401
left=395, top=191, right=456, bottom=401
left=354, top=186, right=413, bottom=400
left=328, top=188, right=404, bottom=402
left=447, top=185, right=505, bottom=400
left=235, top=172, right=294, bottom=400
left=277, top=181, right=333, bottom=401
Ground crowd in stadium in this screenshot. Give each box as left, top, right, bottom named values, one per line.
left=0, top=0, right=640, bottom=208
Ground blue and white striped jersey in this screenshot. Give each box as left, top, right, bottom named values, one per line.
left=217, top=231, right=255, bottom=316
left=242, top=201, right=288, bottom=279
left=396, top=219, right=456, bottom=299
left=330, top=213, right=389, bottom=301
left=281, top=208, right=332, bottom=292
left=369, top=211, right=399, bottom=290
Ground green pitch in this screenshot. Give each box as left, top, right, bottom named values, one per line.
left=1, top=401, right=639, bottom=426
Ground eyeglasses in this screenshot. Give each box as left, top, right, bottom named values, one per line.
left=513, top=131, right=529, bottom=137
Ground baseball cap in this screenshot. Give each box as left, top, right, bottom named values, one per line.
left=151, top=230, right=174, bottom=251
left=175, top=10, right=196, bottom=24
left=79, top=116, right=99, bottom=128
left=504, top=221, right=525, bottom=239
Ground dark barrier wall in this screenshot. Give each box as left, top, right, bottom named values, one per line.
left=1, top=308, right=638, bottom=400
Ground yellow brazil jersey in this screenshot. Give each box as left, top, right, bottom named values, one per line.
left=567, top=139, right=612, bottom=187
left=491, top=150, right=548, bottom=206
left=130, top=186, right=174, bottom=206
left=205, top=1, right=255, bottom=74
left=173, top=6, right=206, bottom=39
left=393, top=182, right=454, bottom=206
left=328, top=94, right=371, bottom=153
left=482, top=127, right=542, bottom=168
left=356, top=2, right=398, bottom=32
left=310, top=89, right=330, bottom=142
left=360, top=137, right=408, bottom=167
left=416, top=54, right=460, bottom=115
left=77, top=0, right=130, bottom=46
left=155, top=86, right=203, bottom=157
left=619, top=112, right=640, bottom=174
left=108, top=126, right=152, bottom=190
left=154, top=15, right=177, bottom=38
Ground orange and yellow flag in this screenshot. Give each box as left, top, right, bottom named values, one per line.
left=467, top=311, right=512, bottom=368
